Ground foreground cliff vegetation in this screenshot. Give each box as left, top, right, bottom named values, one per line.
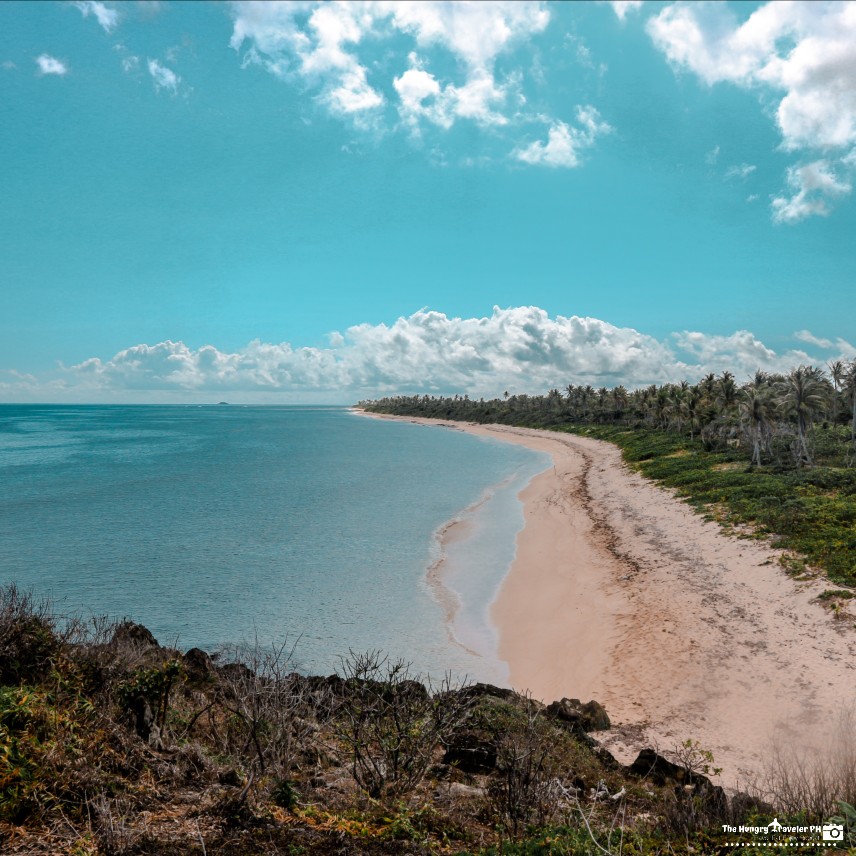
left=1, top=587, right=855, bottom=855
left=361, top=362, right=856, bottom=588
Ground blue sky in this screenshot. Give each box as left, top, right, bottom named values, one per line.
left=1, top=0, right=854, bottom=402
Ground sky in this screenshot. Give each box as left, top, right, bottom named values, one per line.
left=1, top=0, right=855, bottom=403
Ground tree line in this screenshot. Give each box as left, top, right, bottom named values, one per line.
left=360, top=360, right=856, bottom=469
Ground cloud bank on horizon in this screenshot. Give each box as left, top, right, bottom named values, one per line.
left=3, top=0, right=854, bottom=403
left=5, top=307, right=852, bottom=403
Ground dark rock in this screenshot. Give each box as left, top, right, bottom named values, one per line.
left=111, top=621, right=159, bottom=649
left=217, top=661, right=256, bottom=686
left=397, top=678, right=429, bottom=701
left=592, top=745, right=621, bottom=769
left=730, top=791, right=775, bottom=819
left=628, top=748, right=698, bottom=786
left=183, top=647, right=215, bottom=683
left=131, top=695, right=154, bottom=741
left=628, top=748, right=728, bottom=814
left=218, top=768, right=243, bottom=787
left=460, top=683, right=519, bottom=703
left=546, top=698, right=611, bottom=732
left=442, top=732, right=497, bottom=773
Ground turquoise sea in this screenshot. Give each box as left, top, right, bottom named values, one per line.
left=0, top=405, right=549, bottom=682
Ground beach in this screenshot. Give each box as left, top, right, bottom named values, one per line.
left=361, top=412, right=856, bottom=789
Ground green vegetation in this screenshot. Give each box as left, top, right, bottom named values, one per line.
left=361, top=361, right=856, bottom=588
left=1, top=586, right=854, bottom=854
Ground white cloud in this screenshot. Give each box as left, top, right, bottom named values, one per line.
left=2, top=61, right=17, bottom=70
left=71, top=1, right=119, bottom=33
left=515, top=106, right=611, bottom=168
left=609, top=1, right=644, bottom=22
left=705, top=144, right=720, bottom=165
left=122, top=55, right=140, bottom=73
left=649, top=1, right=856, bottom=220
left=393, top=58, right=448, bottom=132
left=229, top=1, right=550, bottom=130
left=147, top=58, right=180, bottom=93
left=794, top=329, right=833, bottom=349
left=35, top=54, right=68, bottom=76
left=648, top=0, right=856, bottom=148
left=794, top=330, right=856, bottom=358
left=46, top=307, right=851, bottom=402
left=725, top=163, right=756, bottom=180
left=771, top=159, right=851, bottom=223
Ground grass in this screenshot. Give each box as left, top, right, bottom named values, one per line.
left=553, top=424, right=856, bottom=588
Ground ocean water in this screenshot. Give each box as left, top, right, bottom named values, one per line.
left=0, top=405, right=549, bottom=682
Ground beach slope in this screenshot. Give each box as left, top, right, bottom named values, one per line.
left=361, top=413, right=855, bottom=788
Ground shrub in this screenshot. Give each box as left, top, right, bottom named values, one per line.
left=333, top=650, right=472, bottom=798
left=0, top=585, right=58, bottom=686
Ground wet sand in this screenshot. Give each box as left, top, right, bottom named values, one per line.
left=356, top=411, right=856, bottom=788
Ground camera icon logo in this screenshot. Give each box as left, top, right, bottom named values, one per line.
left=822, top=823, right=844, bottom=841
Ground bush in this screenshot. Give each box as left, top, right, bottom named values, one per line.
left=0, top=585, right=58, bottom=686
left=762, top=704, right=856, bottom=820
left=333, top=650, right=472, bottom=798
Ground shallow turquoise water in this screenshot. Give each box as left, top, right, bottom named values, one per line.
left=0, top=405, right=548, bottom=680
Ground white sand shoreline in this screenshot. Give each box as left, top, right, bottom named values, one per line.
left=353, top=409, right=855, bottom=788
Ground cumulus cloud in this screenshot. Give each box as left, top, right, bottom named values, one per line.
left=147, top=58, right=180, bottom=93
left=648, top=0, right=856, bottom=220
left=35, top=54, right=68, bottom=76
left=71, top=1, right=119, bottom=33
left=515, top=106, right=611, bottom=167
left=53, top=307, right=852, bottom=401
left=609, top=1, right=644, bottom=22
left=771, top=159, right=852, bottom=223
left=229, top=1, right=549, bottom=132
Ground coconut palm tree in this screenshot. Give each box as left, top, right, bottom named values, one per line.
left=842, top=360, right=856, bottom=458
left=610, top=385, right=628, bottom=423
left=681, top=386, right=703, bottom=440
left=829, top=359, right=846, bottom=424
left=739, top=382, right=775, bottom=466
left=716, top=371, right=738, bottom=412
left=778, top=366, right=829, bottom=467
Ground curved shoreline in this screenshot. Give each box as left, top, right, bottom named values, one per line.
left=356, top=411, right=856, bottom=789
left=424, top=488, right=497, bottom=661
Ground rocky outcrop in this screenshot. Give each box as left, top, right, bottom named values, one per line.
left=545, top=698, right=611, bottom=732
left=110, top=620, right=159, bottom=649
left=628, top=748, right=727, bottom=814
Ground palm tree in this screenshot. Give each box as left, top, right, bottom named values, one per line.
left=778, top=366, right=829, bottom=467
left=829, top=359, right=846, bottom=424
left=682, top=387, right=703, bottom=440
left=842, top=360, right=856, bottom=458
left=739, top=381, right=775, bottom=466
left=716, top=371, right=738, bottom=412
left=610, top=385, right=628, bottom=423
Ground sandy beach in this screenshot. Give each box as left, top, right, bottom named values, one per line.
left=359, top=411, right=856, bottom=789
